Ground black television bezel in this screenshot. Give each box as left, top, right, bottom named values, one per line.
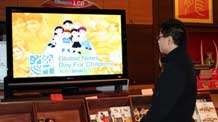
left=5, top=7, right=128, bottom=91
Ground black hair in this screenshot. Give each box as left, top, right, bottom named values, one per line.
left=54, top=26, right=64, bottom=35
left=54, top=26, right=64, bottom=31
left=160, top=19, right=187, bottom=49
left=71, top=28, right=79, bottom=32
left=63, top=20, right=73, bottom=25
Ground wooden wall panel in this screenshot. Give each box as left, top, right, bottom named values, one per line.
left=0, top=0, right=18, bottom=7
left=152, top=0, right=160, bottom=82
left=211, top=0, right=218, bottom=24
left=126, top=25, right=154, bottom=84
left=103, top=0, right=129, bottom=24
left=18, top=0, right=46, bottom=7
left=0, top=0, right=153, bottom=25
left=0, top=8, right=5, bottom=22
left=128, top=0, right=153, bottom=25
left=158, top=0, right=173, bottom=24
left=88, top=0, right=104, bottom=9
left=103, top=0, right=128, bottom=9
left=0, top=0, right=18, bottom=21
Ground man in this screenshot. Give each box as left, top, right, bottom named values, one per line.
left=141, top=19, right=197, bottom=122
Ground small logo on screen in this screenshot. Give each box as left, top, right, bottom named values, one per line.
left=29, top=55, right=54, bottom=75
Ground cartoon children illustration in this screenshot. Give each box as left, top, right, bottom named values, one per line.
left=47, top=26, right=64, bottom=48
left=45, top=26, right=64, bottom=55
left=71, top=28, right=82, bottom=54
left=63, top=20, right=73, bottom=31
left=61, top=28, right=73, bottom=53
left=45, top=20, right=96, bottom=55
left=79, top=26, right=92, bottom=50
left=61, top=20, right=74, bottom=53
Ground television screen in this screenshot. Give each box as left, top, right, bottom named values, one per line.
left=6, top=7, right=128, bottom=91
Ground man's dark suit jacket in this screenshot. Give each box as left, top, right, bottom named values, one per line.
left=141, top=47, right=197, bottom=122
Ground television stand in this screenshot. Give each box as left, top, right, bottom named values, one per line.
left=115, top=84, right=123, bottom=92
left=61, top=87, right=102, bottom=95
left=4, top=78, right=129, bottom=100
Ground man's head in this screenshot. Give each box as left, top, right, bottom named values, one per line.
left=157, top=19, right=187, bottom=54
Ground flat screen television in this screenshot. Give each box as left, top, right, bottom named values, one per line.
left=5, top=7, right=128, bottom=97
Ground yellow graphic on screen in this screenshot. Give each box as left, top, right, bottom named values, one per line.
left=12, top=13, right=123, bottom=78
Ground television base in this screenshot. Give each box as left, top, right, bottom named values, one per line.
left=4, top=78, right=129, bottom=100
left=61, top=87, right=102, bottom=95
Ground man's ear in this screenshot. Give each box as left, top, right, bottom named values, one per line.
left=167, top=36, right=174, bottom=46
